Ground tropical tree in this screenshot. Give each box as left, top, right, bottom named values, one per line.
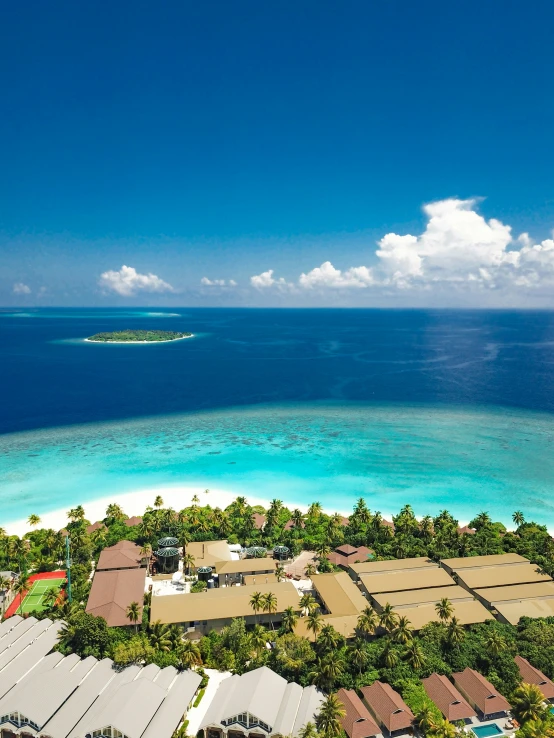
left=382, top=642, right=399, bottom=669
left=250, top=591, right=264, bottom=625
left=349, top=639, right=369, bottom=673
left=0, top=575, right=11, bottom=617
left=281, top=606, right=299, bottom=633
left=516, top=717, right=554, bottom=738
left=485, top=631, right=506, bottom=657
left=435, top=597, right=454, bottom=623
left=305, top=563, right=317, bottom=577
left=126, top=601, right=141, bottom=632
left=429, top=718, right=457, bottom=738
left=307, top=502, right=323, bottom=519
left=513, top=511, right=526, bottom=528
left=182, top=553, right=195, bottom=576
left=13, top=576, right=30, bottom=616
left=249, top=624, right=269, bottom=657
left=154, top=495, right=164, bottom=509
left=67, top=505, right=85, bottom=522
left=42, top=586, right=59, bottom=609
left=379, top=602, right=398, bottom=633
left=357, top=606, right=378, bottom=640
left=512, top=683, right=548, bottom=724
left=105, top=503, right=125, bottom=520
left=317, top=624, right=342, bottom=652
left=317, top=693, right=346, bottom=738
left=392, top=615, right=413, bottom=644
left=404, top=639, right=426, bottom=670
left=275, top=564, right=286, bottom=582
left=262, top=591, right=278, bottom=630
left=297, top=722, right=318, bottom=738
left=179, top=639, right=202, bottom=668
left=27, top=514, right=41, bottom=528
left=140, top=544, right=153, bottom=575
left=310, top=653, right=345, bottom=691
left=306, top=610, right=323, bottom=639
left=149, top=620, right=172, bottom=651
left=299, top=593, right=318, bottom=615
left=446, top=616, right=465, bottom=646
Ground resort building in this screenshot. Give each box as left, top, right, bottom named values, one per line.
left=327, top=544, right=372, bottom=570
left=472, top=580, right=554, bottom=608
left=422, top=673, right=476, bottom=723
left=386, top=599, right=491, bottom=632
left=348, top=556, right=435, bottom=581
left=85, top=568, right=146, bottom=627
left=358, top=567, right=455, bottom=598
left=371, top=584, right=472, bottom=611
left=243, top=573, right=278, bottom=586
left=150, top=581, right=299, bottom=634
left=514, top=656, right=554, bottom=700
left=215, top=559, right=278, bottom=587
left=440, top=553, right=529, bottom=576
left=199, top=666, right=324, bottom=738
left=96, top=541, right=145, bottom=572
left=361, top=681, right=414, bottom=736
left=187, top=540, right=234, bottom=570
left=124, top=516, right=143, bottom=527
left=451, top=668, right=511, bottom=720
left=295, top=572, right=368, bottom=641
left=455, top=562, right=551, bottom=592
left=335, top=689, right=380, bottom=738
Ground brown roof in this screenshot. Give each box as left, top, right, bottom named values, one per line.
left=86, top=521, right=106, bottom=534
left=515, top=656, right=554, bottom=699
left=422, top=673, right=476, bottom=721
left=96, top=540, right=143, bottom=571
left=124, top=516, right=142, bottom=527
left=336, top=689, right=380, bottom=738
left=361, top=681, right=414, bottom=733
left=253, top=513, right=266, bottom=529
left=452, top=668, right=511, bottom=716
left=86, top=568, right=146, bottom=627
left=337, top=544, right=358, bottom=555
left=328, top=545, right=373, bottom=569
left=457, top=526, right=476, bottom=535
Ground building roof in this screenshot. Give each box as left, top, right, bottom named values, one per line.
left=150, top=581, right=299, bottom=625
left=217, top=558, right=278, bottom=575
left=390, top=599, right=492, bottom=631
left=295, top=614, right=360, bottom=642
left=474, top=581, right=554, bottom=605
left=125, top=515, right=143, bottom=527
left=457, top=526, right=476, bottom=535
left=456, top=563, right=551, bottom=590
left=328, top=545, right=373, bottom=569
left=336, top=688, right=380, bottom=738
left=361, top=681, right=414, bottom=733
left=452, top=668, right=511, bottom=715
left=201, top=666, right=324, bottom=737
left=311, top=572, right=368, bottom=616
left=187, top=540, right=233, bottom=568
left=96, top=540, right=144, bottom=571
left=349, top=556, right=435, bottom=577
left=360, top=567, right=454, bottom=595
left=422, top=673, right=476, bottom=722
left=514, top=656, right=554, bottom=700
left=441, top=553, right=529, bottom=571
left=495, top=597, right=554, bottom=625
left=372, top=585, right=473, bottom=610
left=86, top=521, right=106, bottom=534
left=86, top=568, right=146, bottom=627
left=253, top=513, right=266, bottom=529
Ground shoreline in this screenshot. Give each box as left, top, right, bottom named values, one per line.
left=3, top=483, right=465, bottom=538
left=84, top=334, right=194, bottom=344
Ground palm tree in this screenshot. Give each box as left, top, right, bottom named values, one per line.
left=379, top=602, right=399, bottom=633
left=382, top=642, right=399, bottom=669
left=67, top=505, right=85, bottom=522
left=154, top=495, right=164, bottom=508
left=357, top=606, right=378, bottom=640
left=149, top=620, right=172, bottom=651
left=307, top=502, right=323, bottom=518
left=27, top=514, right=41, bottom=529
left=42, top=586, right=59, bottom=610
left=512, top=683, right=548, bottom=724
left=299, top=593, right=318, bottom=615
left=275, top=564, right=286, bottom=582
left=404, top=639, right=426, bottom=670
left=106, top=503, right=125, bottom=520
left=513, top=510, right=526, bottom=527
left=306, top=610, right=323, bottom=639
left=262, top=591, right=278, bottom=630
left=291, top=509, right=304, bottom=529
left=485, top=631, right=506, bottom=657
left=305, top=563, right=317, bottom=577
left=392, top=615, right=413, bottom=644
left=140, top=544, right=153, bottom=575
left=317, top=624, right=342, bottom=652
left=317, top=694, right=346, bottom=738
left=349, top=639, right=369, bottom=673
left=281, top=606, right=298, bottom=633
left=297, top=722, right=318, bottom=738
left=310, top=653, right=345, bottom=691
left=13, top=575, right=29, bottom=616
left=446, top=616, right=465, bottom=646
left=179, top=639, right=202, bottom=668
left=126, top=601, right=141, bottom=632
left=414, top=705, right=438, bottom=735
left=515, top=717, right=554, bottom=737
left=431, top=718, right=457, bottom=738
left=249, top=624, right=268, bottom=657
left=435, top=597, right=454, bottom=623
left=182, top=553, right=195, bottom=576
left=250, top=591, right=264, bottom=624
left=315, top=543, right=331, bottom=560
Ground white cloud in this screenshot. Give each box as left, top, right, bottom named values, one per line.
left=201, top=277, right=237, bottom=287
left=249, top=199, right=554, bottom=301
left=99, top=265, right=174, bottom=296
left=13, top=282, right=31, bottom=295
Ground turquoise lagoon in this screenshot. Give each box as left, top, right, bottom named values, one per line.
left=2, top=402, right=554, bottom=527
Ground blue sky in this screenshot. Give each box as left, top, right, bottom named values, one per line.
left=1, top=1, right=554, bottom=307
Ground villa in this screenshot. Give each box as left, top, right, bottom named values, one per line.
left=514, top=656, right=554, bottom=701
left=327, top=544, right=373, bottom=570
left=451, top=668, right=511, bottom=721
left=199, top=666, right=324, bottom=738
left=335, top=688, right=379, bottom=738
left=422, top=673, right=476, bottom=723
left=96, top=541, right=145, bottom=572
left=85, top=568, right=146, bottom=627
left=360, top=681, right=414, bottom=736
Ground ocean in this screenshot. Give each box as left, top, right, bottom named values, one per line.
left=2, top=308, right=554, bottom=527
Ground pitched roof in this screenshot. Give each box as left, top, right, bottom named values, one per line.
left=372, top=584, right=472, bottom=609
left=187, top=540, right=233, bottom=568
left=456, top=563, right=551, bottom=590
left=441, top=553, right=529, bottom=572
left=361, top=681, right=414, bottom=733
left=96, top=540, right=143, bottom=571
left=452, top=668, right=511, bottom=715
left=495, top=597, right=554, bottom=625
left=422, top=673, right=476, bottom=721
left=311, top=572, right=368, bottom=616
left=359, top=567, right=453, bottom=595
left=125, top=515, right=143, bottom=527
left=86, top=569, right=146, bottom=626
left=388, top=599, right=492, bottom=631
left=253, top=513, right=266, bottom=529
left=336, top=689, right=380, bottom=738
left=349, top=557, right=435, bottom=577
left=474, top=581, right=554, bottom=606
left=86, top=521, right=106, bottom=534
left=336, top=544, right=358, bottom=555
left=514, top=656, right=554, bottom=699
left=329, top=546, right=373, bottom=569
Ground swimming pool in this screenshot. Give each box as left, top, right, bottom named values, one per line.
left=471, top=725, right=504, bottom=738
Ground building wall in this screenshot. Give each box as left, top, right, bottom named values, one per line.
left=184, top=613, right=283, bottom=635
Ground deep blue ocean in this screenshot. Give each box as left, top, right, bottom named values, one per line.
left=2, top=308, right=554, bottom=527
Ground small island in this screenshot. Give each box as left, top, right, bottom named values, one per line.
left=85, top=329, right=192, bottom=343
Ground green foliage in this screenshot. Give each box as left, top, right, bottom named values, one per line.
left=193, top=687, right=206, bottom=707
left=401, top=680, right=442, bottom=727
left=191, top=580, right=208, bottom=593
left=87, top=330, right=191, bottom=342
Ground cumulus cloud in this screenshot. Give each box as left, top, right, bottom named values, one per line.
left=201, top=277, right=237, bottom=287
left=13, top=282, right=31, bottom=295
left=99, top=265, right=174, bottom=296
left=249, top=198, right=554, bottom=301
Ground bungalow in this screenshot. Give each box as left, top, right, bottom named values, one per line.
left=361, top=681, right=414, bottom=736
left=335, top=688, right=380, bottom=738
left=85, top=568, right=146, bottom=627
left=452, top=668, right=511, bottom=720
left=328, top=544, right=372, bottom=570
left=422, top=673, right=476, bottom=723
left=514, top=656, right=554, bottom=701
left=96, top=540, right=145, bottom=572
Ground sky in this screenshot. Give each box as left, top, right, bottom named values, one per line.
left=1, top=1, right=554, bottom=307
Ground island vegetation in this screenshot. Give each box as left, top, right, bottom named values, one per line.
left=86, top=329, right=192, bottom=342
left=2, top=498, right=554, bottom=737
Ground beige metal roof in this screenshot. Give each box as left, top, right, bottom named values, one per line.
left=360, top=567, right=454, bottom=595
left=295, top=614, right=360, bottom=642
left=441, top=553, right=528, bottom=572
left=349, top=557, right=435, bottom=577
left=312, top=572, right=368, bottom=615
left=217, top=558, right=278, bottom=575
left=495, top=598, right=554, bottom=625
left=150, top=581, right=299, bottom=624
left=475, top=581, right=554, bottom=605
left=187, top=540, right=233, bottom=567
left=391, top=599, right=492, bottom=631
left=457, top=563, right=551, bottom=590
left=372, top=585, right=472, bottom=609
